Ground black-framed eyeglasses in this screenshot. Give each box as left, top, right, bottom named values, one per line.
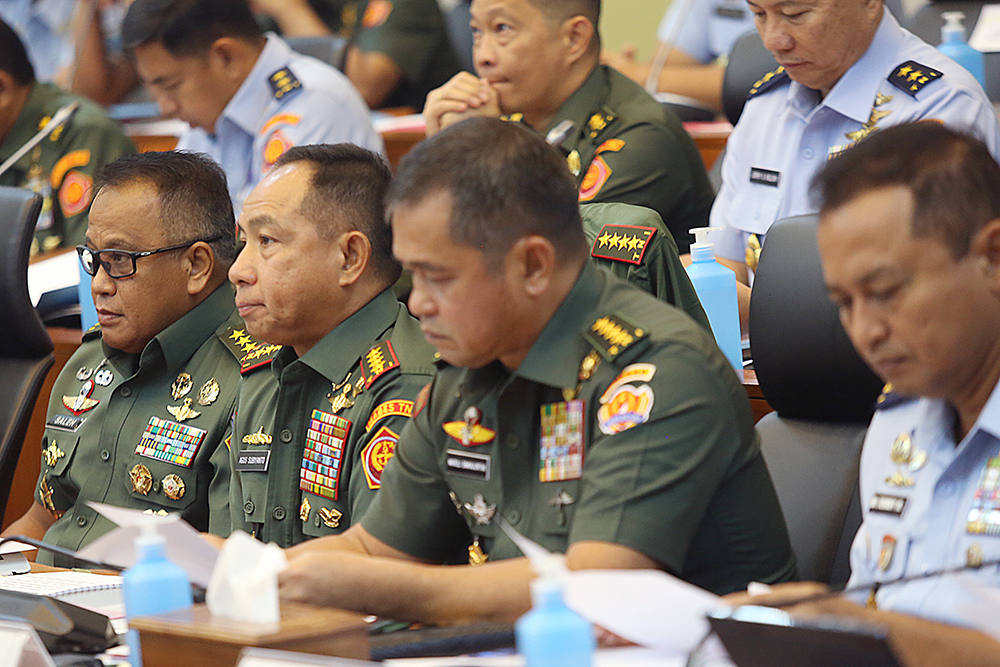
left=76, top=235, right=224, bottom=279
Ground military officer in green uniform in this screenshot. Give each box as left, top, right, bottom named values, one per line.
left=0, top=19, right=135, bottom=255
left=1, top=152, right=241, bottom=565
left=252, top=0, right=461, bottom=109
left=227, top=144, right=436, bottom=547
left=581, top=201, right=709, bottom=330
left=275, top=119, right=794, bottom=624
left=423, top=0, right=714, bottom=253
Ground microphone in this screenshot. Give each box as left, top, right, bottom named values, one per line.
left=0, top=535, right=124, bottom=572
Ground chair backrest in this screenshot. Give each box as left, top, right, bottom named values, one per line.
left=748, top=214, right=880, bottom=583
left=285, top=35, right=348, bottom=70
left=906, top=1, right=1000, bottom=100
left=442, top=0, right=474, bottom=72
left=722, top=29, right=779, bottom=126
left=0, top=187, right=55, bottom=519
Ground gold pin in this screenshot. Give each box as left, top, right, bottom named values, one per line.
left=167, top=398, right=201, bottom=422
left=130, top=464, right=153, bottom=495
left=162, top=474, right=185, bottom=500
left=878, top=534, right=896, bottom=571
left=43, top=441, right=65, bottom=467
left=468, top=539, right=488, bottom=566
left=567, top=150, right=581, bottom=177
left=967, top=543, right=984, bottom=568
left=242, top=427, right=272, bottom=445
left=908, top=449, right=928, bottom=472
left=318, top=507, right=342, bottom=528
left=198, top=378, right=220, bottom=406
left=171, top=373, right=193, bottom=400
left=300, top=497, right=311, bottom=522
left=891, top=433, right=912, bottom=464
left=885, top=470, right=915, bottom=487
left=39, top=475, right=60, bottom=516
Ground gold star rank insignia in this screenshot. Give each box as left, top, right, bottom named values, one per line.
left=888, top=60, right=943, bottom=97
left=584, top=314, right=648, bottom=361
left=590, top=224, right=655, bottom=265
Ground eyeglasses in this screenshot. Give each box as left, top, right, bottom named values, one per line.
left=76, top=235, right=224, bottom=279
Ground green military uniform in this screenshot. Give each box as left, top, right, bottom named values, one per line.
left=230, top=289, right=436, bottom=547
left=296, top=0, right=461, bottom=109
left=543, top=65, right=715, bottom=254
left=0, top=83, right=135, bottom=254
left=363, top=263, right=796, bottom=595
left=34, top=285, right=240, bottom=566
left=580, top=201, right=709, bottom=332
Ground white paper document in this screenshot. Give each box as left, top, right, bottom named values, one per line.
left=970, top=6, right=1000, bottom=53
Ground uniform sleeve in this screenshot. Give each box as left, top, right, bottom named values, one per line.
left=708, top=117, right=754, bottom=263
left=658, top=0, right=713, bottom=63
left=353, top=0, right=445, bottom=87
left=207, top=406, right=235, bottom=537
left=568, top=343, right=751, bottom=573
left=360, top=378, right=471, bottom=561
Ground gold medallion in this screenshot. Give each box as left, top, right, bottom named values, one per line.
left=43, top=441, right=65, bottom=467
left=161, top=474, right=186, bottom=500
left=130, top=464, right=153, bottom=495
left=318, top=506, right=342, bottom=528
left=242, top=426, right=273, bottom=445
left=300, top=497, right=311, bottom=522
left=468, top=538, right=488, bottom=566
left=198, top=378, right=220, bottom=406
left=167, top=397, right=201, bottom=422
left=171, top=372, right=193, bottom=400
left=890, top=433, right=912, bottom=464
left=567, top=150, right=581, bottom=177
left=967, top=543, right=984, bottom=568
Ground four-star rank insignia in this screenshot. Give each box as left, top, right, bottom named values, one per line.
left=888, top=61, right=943, bottom=98
left=268, top=67, right=302, bottom=100
left=591, top=224, right=655, bottom=266
left=583, top=314, right=648, bottom=362
left=224, top=327, right=281, bottom=374
left=361, top=341, right=400, bottom=388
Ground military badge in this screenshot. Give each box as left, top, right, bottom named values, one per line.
left=361, top=341, right=400, bottom=388
left=877, top=534, right=896, bottom=571
left=463, top=493, right=496, bottom=525
left=539, top=400, right=584, bottom=482
left=443, top=406, right=496, bottom=446
left=967, top=543, right=985, bottom=568
left=318, top=506, right=342, bottom=528
left=263, top=129, right=293, bottom=169
left=747, top=66, right=788, bottom=98
left=300, top=410, right=351, bottom=500
left=591, top=224, right=655, bottom=266
left=43, top=441, right=65, bottom=467
left=468, top=539, right=488, bottom=566
left=584, top=314, right=647, bottom=361
left=578, top=156, right=612, bottom=202
left=596, top=139, right=625, bottom=154
left=50, top=150, right=91, bottom=187
left=300, top=497, right=312, bottom=522
left=171, top=373, right=193, bottom=400
left=136, top=416, right=206, bottom=467
left=63, top=380, right=100, bottom=415
left=93, top=367, right=113, bottom=387
left=167, top=398, right=201, bottom=422
left=198, top=378, right=220, bottom=406
left=75, top=366, right=93, bottom=381
left=549, top=490, right=575, bottom=526
left=361, top=425, right=398, bottom=489
left=413, top=383, right=431, bottom=418
left=224, top=327, right=281, bottom=373
left=130, top=464, right=153, bottom=495
left=260, top=113, right=302, bottom=136
left=567, top=150, right=581, bottom=177
left=365, top=399, right=413, bottom=432
left=888, top=61, right=943, bottom=98
left=597, top=363, right=657, bottom=435
left=161, top=474, right=186, bottom=500
left=242, top=427, right=273, bottom=445
left=57, top=171, right=93, bottom=218
left=39, top=475, right=62, bottom=517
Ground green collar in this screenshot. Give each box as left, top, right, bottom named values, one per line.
left=543, top=65, right=608, bottom=145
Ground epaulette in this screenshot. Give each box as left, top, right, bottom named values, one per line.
left=586, top=108, right=617, bottom=140
left=500, top=113, right=526, bottom=124
left=887, top=60, right=943, bottom=98
left=269, top=67, right=303, bottom=100
left=591, top=223, right=656, bottom=266
left=748, top=66, right=789, bottom=98
left=875, top=383, right=917, bottom=411
left=82, top=323, right=102, bottom=342
left=221, top=325, right=281, bottom=375
left=361, top=340, right=401, bottom=388
left=583, top=313, right=648, bottom=362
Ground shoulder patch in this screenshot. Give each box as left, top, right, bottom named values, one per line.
left=583, top=314, right=648, bottom=362
left=50, top=150, right=91, bottom=188
left=82, top=323, right=102, bottom=342
left=260, top=113, right=302, bottom=136
left=221, top=326, right=281, bottom=374
left=263, top=129, right=293, bottom=169
left=579, top=156, right=612, bottom=202
left=596, top=139, right=625, bottom=154
left=413, top=382, right=431, bottom=418
left=591, top=224, right=655, bottom=266
left=748, top=66, right=789, bottom=98
left=58, top=170, right=93, bottom=218
left=888, top=61, right=943, bottom=98
left=361, top=340, right=400, bottom=388
left=875, top=383, right=917, bottom=410
left=269, top=67, right=303, bottom=100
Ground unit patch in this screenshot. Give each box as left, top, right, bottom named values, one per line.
left=361, top=425, right=398, bottom=489
left=260, top=113, right=302, bottom=136
left=269, top=67, right=302, bottom=99
left=591, top=224, right=655, bottom=265
left=361, top=341, right=400, bottom=387
left=446, top=449, right=491, bottom=480
left=579, top=156, right=612, bottom=202
left=263, top=129, right=293, bottom=169
left=136, top=416, right=206, bottom=467
left=597, top=363, right=656, bottom=435
left=888, top=61, right=943, bottom=97
left=365, top=399, right=413, bottom=432
left=299, top=409, right=350, bottom=500
left=596, top=138, right=625, bottom=154
left=58, top=170, right=93, bottom=217
left=539, top=400, right=584, bottom=482
left=50, top=149, right=90, bottom=186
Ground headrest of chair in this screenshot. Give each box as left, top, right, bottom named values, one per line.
left=722, top=29, right=779, bottom=126
left=0, top=187, right=54, bottom=359
left=285, top=35, right=348, bottom=70
left=749, top=215, right=881, bottom=423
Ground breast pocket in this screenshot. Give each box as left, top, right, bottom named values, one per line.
left=126, top=454, right=198, bottom=511
left=535, top=480, right=582, bottom=543
left=728, top=189, right=782, bottom=237
left=41, top=433, right=79, bottom=478
left=861, top=520, right=912, bottom=584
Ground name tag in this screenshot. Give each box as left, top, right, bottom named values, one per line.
left=46, top=414, right=85, bottom=432
left=869, top=493, right=907, bottom=517
left=446, top=449, right=491, bottom=480
left=236, top=449, right=271, bottom=472
left=750, top=167, right=780, bottom=187
left=714, top=6, right=745, bottom=19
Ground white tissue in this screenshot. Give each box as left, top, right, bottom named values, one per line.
left=206, top=530, right=287, bottom=624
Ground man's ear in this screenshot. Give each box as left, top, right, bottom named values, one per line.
left=0, top=70, right=16, bottom=111
left=974, top=218, right=1000, bottom=293
left=206, top=37, right=244, bottom=79
left=563, top=16, right=595, bottom=65
left=509, top=235, right=556, bottom=298
left=184, top=242, right=216, bottom=296
left=338, top=230, right=372, bottom=287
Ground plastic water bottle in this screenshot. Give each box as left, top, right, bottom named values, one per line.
left=122, top=523, right=193, bottom=667
left=685, top=227, right=743, bottom=380
left=939, top=11, right=986, bottom=90
left=515, top=556, right=594, bottom=667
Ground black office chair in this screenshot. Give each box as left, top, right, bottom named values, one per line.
left=907, top=1, right=999, bottom=100
left=0, top=188, right=55, bottom=520
left=749, top=214, right=882, bottom=584
left=442, top=0, right=474, bottom=72
left=721, top=29, right=779, bottom=126
left=286, top=35, right=348, bottom=71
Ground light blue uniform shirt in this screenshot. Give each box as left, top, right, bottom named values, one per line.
left=848, top=380, right=1000, bottom=640
left=177, top=34, right=383, bottom=212
left=709, top=9, right=1000, bottom=264
left=656, top=0, right=755, bottom=64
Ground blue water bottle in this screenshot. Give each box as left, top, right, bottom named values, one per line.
left=515, top=557, right=594, bottom=667
left=685, top=227, right=743, bottom=381
left=939, top=11, right=986, bottom=90
left=122, top=523, right=193, bottom=667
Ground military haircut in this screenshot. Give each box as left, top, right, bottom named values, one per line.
left=0, top=19, right=36, bottom=85
left=122, top=0, right=264, bottom=57
left=387, top=117, right=588, bottom=271
left=273, top=144, right=401, bottom=285
left=95, top=151, right=239, bottom=265
left=813, top=122, right=1000, bottom=259
left=528, top=0, right=600, bottom=51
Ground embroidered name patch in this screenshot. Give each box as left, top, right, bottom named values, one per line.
left=750, top=167, right=780, bottom=187
left=135, top=417, right=206, bottom=467
left=46, top=414, right=85, bottom=432
left=236, top=450, right=271, bottom=473
left=446, top=449, right=491, bottom=480
left=869, top=493, right=907, bottom=517
left=299, top=409, right=350, bottom=500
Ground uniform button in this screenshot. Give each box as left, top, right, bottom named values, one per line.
left=506, top=434, right=520, bottom=449
left=314, top=516, right=321, bottom=527
left=921, top=563, right=930, bottom=574
left=153, top=481, right=161, bottom=492
left=273, top=507, right=286, bottom=521
left=939, top=481, right=956, bottom=497
left=76, top=516, right=87, bottom=527
left=120, top=386, right=132, bottom=397
left=244, top=500, right=255, bottom=514
left=507, top=509, right=521, bottom=525
left=280, top=429, right=293, bottom=443
left=100, top=450, right=110, bottom=461
left=803, top=148, right=815, bottom=159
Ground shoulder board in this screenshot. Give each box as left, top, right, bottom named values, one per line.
left=269, top=67, right=303, bottom=100
left=591, top=224, right=656, bottom=266
left=875, top=383, right=917, bottom=411
left=221, top=325, right=281, bottom=374
left=583, top=313, right=648, bottom=362
left=82, top=323, right=102, bottom=342
left=748, top=66, right=789, bottom=98
left=887, top=60, right=943, bottom=98
left=586, top=108, right=617, bottom=140
left=361, top=340, right=401, bottom=388
left=500, top=113, right=526, bottom=124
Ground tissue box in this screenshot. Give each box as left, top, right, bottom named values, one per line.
left=130, top=602, right=369, bottom=667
